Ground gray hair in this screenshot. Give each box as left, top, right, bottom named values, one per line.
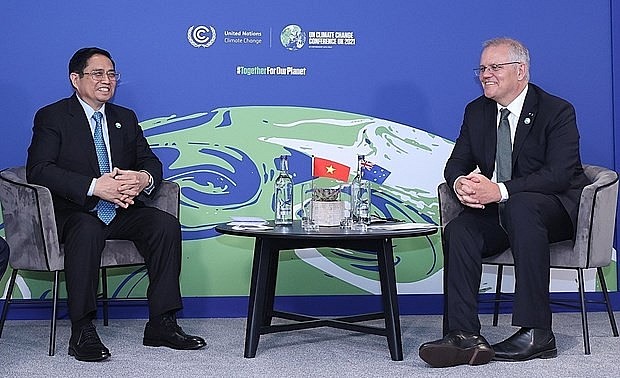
left=483, top=37, right=530, bottom=80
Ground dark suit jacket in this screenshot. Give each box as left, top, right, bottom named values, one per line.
left=444, top=83, right=590, bottom=227
left=26, top=93, right=162, bottom=217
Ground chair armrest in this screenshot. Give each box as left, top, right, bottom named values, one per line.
left=574, top=165, right=619, bottom=267
left=142, top=180, right=180, bottom=219
left=437, top=182, right=464, bottom=227
left=0, top=167, right=63, bottom=271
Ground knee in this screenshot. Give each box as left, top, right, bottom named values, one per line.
left=503, top=193, right=540, bottom=221
left=443, top=217, right=478, bottom=255
left=150, top=211, right=181, bottom=237
left=444, top=216, right=473, bottom=240
left=62, top=213, right=105, bottom=244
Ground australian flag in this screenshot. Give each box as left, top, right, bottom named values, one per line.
left=361, top=160, right=391, bottom=184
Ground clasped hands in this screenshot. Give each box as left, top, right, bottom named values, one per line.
left=455, top=173, right=502, bottom=209
left=93, top=168, right=150, bottom=208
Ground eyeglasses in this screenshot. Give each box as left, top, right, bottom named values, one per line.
left=473, top=61, right=520, bottom=76
left=82, top=70, right=121, bottom=81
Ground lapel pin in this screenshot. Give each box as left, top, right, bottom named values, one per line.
left=115, top=122, right=122, bottom=129
left=524, top=113, right=534, bottom=125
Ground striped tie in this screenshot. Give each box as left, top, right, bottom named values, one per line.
left=92, top=111, right=116, bottom=224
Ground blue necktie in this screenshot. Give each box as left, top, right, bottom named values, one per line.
left=92, top=111, right=116, bottom=224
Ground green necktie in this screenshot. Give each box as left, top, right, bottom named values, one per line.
left=496, top=108, right=512, bottom=182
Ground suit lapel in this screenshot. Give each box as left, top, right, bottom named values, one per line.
left=512, top=85, right=539, bottom=163
left=483, top=100, right=498, bottom=176
left=105, top=106, right=123, bottom=168
left=68, top=94, right=101, bottom=174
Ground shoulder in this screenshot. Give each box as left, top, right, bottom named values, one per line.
left=466, top=94, right=491, bottom=107
left=33, top=96, right=79, bottom=124
left=529, top=83, right=574, bottom=111
left=106, top=102, right=135, bottom=114
left=35, top=96, right=73, bottom=115
left=463, top=94, right=494, bottom=116
left=106, top=102, right=138, bottom=121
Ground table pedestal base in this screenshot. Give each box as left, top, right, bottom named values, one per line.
left=244, top=237, right=403, bottom=361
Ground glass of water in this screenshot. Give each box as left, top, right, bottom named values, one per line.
left=339, top=183, right=353, bottom=229
left=300, top=183, right=318, bottom=231
left=351, top=180, right=371, bottom=231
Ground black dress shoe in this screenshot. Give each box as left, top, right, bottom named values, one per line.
left=143, top=315, right=206, bottom=350
left=419, top=330, right=494, bottom=368
left=492, top=327, right=557, bottom=361
left=68, top=322, right=111, bottom=362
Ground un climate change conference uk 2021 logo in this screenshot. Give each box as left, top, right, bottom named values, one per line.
left=187, top=25, right=217, bottom=48
left=280, top=24, right=306, bottom=51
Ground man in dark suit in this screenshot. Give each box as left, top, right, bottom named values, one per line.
left=26, top=47, right=206, bottom=362
left=418, top=38, right=589, bottom=368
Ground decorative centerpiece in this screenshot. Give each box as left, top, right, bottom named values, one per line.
left=311, top=187, right=344, bottom=226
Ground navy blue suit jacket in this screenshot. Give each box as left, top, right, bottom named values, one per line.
left=444, top=83, right=590, bottom=227
left=26, top=94, right=162, bottom=217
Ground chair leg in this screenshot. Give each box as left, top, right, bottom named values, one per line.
left=492, top=265, right=504, bottom=326
left=577, top=268, right=590, bottom=355
left=597, top=267, right=619, bottom=337
left=49, top=271, right=60, bottom=356
left=0, top=269, right=18, bottom=338
left=101, top=268, right=109, bottom=327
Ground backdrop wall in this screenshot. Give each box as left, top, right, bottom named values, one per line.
left=1, top=0, right=617, bottom=317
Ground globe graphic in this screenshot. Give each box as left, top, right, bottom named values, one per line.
left=137, top=105, right=452, bottom=295
left=280, top=24, right=306, bottom=51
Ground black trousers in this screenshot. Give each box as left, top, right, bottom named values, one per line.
left=442, top=192, right=573, bottom=334
left=57, top=206, right=183, bottom=324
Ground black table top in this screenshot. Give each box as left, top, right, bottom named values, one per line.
left=215, top=220, right=438, bottom=240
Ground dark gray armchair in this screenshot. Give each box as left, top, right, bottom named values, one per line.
left=437, top=164, right=619, bottom=354
left=0, top=166, right=180, bottom=356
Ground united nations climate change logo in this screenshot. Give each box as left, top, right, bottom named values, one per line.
left=187, top=25, right=217, bottom=48
left=280, top=24, right=306, bottom=51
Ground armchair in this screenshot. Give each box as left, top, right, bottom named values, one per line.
left=0, top=166, right=180, bottom=356
left=437, top=164, right=619, bottom=354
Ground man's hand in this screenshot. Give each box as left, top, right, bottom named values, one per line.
left=93, top=169, right=131, bottom=208
left=112, top=168, right=150, bottom=205
left=455, top=173, right=502, bottom=208
left=93, top=168, right=150, bottom=208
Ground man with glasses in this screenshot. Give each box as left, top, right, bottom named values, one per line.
left=26, top=47, right=206, bottom=362
left=418, top=37, right=589, bottom=367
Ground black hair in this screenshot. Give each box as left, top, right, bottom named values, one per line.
left=68, top=47, right=115, bottom=75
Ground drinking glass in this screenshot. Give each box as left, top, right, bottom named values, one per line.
left=300, top=183, right=318, bottom=231
left=339, top=183, right=353, bottom=229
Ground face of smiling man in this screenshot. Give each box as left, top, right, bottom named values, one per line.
left=479, top=43, right=527, bottom=106
left=69, top=54, right=116, bottom=110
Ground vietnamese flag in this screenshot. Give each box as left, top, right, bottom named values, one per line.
left=312, top=156, right=351, bottom=182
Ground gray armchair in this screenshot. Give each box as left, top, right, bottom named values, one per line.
left=437, top=164, right=619, bottom=354
left=0, top=166, right=180, bottom=356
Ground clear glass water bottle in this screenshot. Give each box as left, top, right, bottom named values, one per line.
left=274, top=155, right=294, bottom=225
left=351, top=154, right=371, bottom=228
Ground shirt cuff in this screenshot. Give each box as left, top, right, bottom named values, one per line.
left=498, top=182, right=509, bottom=202
left=452, top=175, right=467, bottom=193
left=140, top=170, right=155, bottom=195
left=88, top=178, right=97, bottom=196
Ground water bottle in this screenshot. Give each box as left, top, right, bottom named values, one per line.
left=351, top=154, right=371, bottom=227
left=274, top=155, right=293, bottom=225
